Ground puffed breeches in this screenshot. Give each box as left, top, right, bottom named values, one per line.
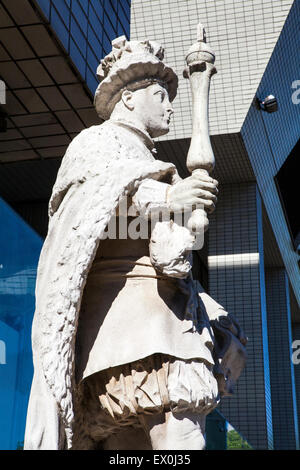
left=74, top=353, right=219, bottom=442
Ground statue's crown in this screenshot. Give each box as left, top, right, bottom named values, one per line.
left=97, top=36, right=165, bottom=82
left=94, top=35, right=178, bottom=121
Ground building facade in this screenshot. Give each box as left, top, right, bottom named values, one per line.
left=0, top=0, right=299, bottom=450
left=130, top=0, right=300, bottom=450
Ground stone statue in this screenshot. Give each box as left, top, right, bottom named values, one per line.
left=24, top=34, right=247, bottom=451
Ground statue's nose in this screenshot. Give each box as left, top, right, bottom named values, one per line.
left=167, top=104, right=174, bottom=115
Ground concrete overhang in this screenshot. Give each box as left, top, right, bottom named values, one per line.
left=0, top=0, right=99, bottom=202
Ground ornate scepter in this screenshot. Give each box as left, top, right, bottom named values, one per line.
left=184, top=23, right=217, bottom=235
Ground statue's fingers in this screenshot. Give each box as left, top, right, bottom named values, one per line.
left=190, top=179, right=219, bottom=195
left=199, top=181, right=219, bottom=194
left=191, top=172, right=218, bottom=186
left=189, top=179, right=217, bottom=191
left=193, top=189, right=217, bottom=202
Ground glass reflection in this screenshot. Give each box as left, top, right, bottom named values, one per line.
left=0, top=198, right=43, bottom=450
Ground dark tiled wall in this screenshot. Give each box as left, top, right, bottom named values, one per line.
left=208, top=182, right=273, bottom=449
left=35, top=0, right=131, bottom=94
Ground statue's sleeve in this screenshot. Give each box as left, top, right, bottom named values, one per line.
left=130, top=178, right=171, bottom=217
left=130, top=166, right=183, bottom=217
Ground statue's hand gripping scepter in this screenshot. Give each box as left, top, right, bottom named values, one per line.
left=184, top=24, right=217, bottom=235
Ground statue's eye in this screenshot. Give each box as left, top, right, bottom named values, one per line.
left=155, top=90, right=165, bottom=101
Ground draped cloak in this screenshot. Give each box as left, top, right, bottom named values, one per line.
left=24, top=120, right=246, bottom=450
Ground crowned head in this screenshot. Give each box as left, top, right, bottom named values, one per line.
left=94, top=36, right=178, bottom=137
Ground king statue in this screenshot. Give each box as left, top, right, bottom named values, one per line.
left=24, top=34, right=247, bottom=450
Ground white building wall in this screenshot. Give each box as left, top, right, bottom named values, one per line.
left=130, top=0, right=293, bottom=139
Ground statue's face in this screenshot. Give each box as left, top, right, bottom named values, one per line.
left=131, top=83, right=174, bottom=138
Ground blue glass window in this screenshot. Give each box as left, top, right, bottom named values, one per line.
left=70, top=38, right=86, bottom=78
left=87, top=45, right=99, bottom=73
left=102, top=30, right=112, bottom=55
left=88, top=25, right=102, bottom=58
left=90, top=0, right=104, bottom=24
left=118, top=2, right=130, bottom=38
left=51, top=7, right=69, bottom=51
left=86, top=66, right=99, bottom=94
left=52, top=0, right=70, bottom=28
left=71, top=16, right=87, bottom=55
left=120, top=0, right=131, bottom=23
left=109, top=0, right=118, bottom=10
left=78, top=0, right=88, bottom=14
left=88, top=4, right=102, bottom=33
left=98, top=0, right=105, bottom=17
left=71, top=0, right=88, bottom=35
left=104, top=0, right=117, bottom=29
left=36, top=0, right=51, bottom=19
left=117, top=19, right=126, bottom=37
left=0, top=198, right=43, bottom=450
left=37, top=0, right=131, bottom=101
left=103, top=10, right=117, bottom=38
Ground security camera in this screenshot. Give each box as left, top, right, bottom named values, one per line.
left=259, top=95, right=278, bottom=113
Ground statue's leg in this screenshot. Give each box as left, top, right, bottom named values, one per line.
left=73, top=355, right=216, bottom=450
left=140, top=410, right=206, bottom=450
